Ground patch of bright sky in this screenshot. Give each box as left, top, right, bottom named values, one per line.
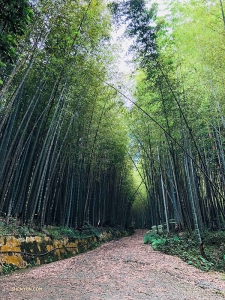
left=111, top=0, right=169, bottom=72
left=110, top=0, right=169, bottom=107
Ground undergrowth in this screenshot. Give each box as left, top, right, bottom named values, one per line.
left=0, top=263, right=19, bottom=275
left=0, top=220, right=127, bottom=239
left=144, top=230, right=225, bottom=272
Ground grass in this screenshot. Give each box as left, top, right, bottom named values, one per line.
left=143, top=229, right=225, bottom=272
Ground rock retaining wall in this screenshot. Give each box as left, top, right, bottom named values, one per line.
left=0, top=229, right=131, bottom=271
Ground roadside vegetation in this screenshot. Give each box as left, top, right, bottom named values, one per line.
left=111, top=0, right=225, bottom=264
left=0, top=220, right=132, bottom=239
left=0, top=221, right=133, bottom=275
left=144, top=229, right=225, bottom=273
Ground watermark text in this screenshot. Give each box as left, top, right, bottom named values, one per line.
left=12, top=287, right=42, bottom=292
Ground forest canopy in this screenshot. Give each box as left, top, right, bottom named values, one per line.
left=0, top=0, right=225, bottom=241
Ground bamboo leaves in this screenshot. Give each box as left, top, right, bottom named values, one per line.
left=0, top=0, right=135, bottom=229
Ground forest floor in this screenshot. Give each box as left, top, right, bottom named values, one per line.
left=1, top=229, right=225, bottom=299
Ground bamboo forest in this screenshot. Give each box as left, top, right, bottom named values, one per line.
left=1, top=0, right=225, bottom=244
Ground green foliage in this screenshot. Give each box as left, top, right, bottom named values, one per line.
left=45, top=224, right=106, bottom=239
left=48, top=227, right=77, bottom=239
left=110, top=0, right=159, bottom=64
left=203, top=231, right=225, bottom=246
left=0, top=263, right=19, bottom=275
left=0, top=223, right=130, bottom=244
left=144, top=230, right=225, bottom=272
left=107, top=2, right=119, bottom=15
left=143, top=231, right=166, bottom=250
left=28, top=259, right=37, bottom=267
left=17, top=226, right=30, bottom=237
left=0, top=0, right=33, bottom=63
left=0, top=222, right=41, bottom=236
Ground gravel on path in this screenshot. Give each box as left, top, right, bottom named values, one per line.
left=1, top=229, right=225, bottom=300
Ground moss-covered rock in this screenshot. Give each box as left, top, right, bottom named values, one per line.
left=0, top=226, right=132, bottom=275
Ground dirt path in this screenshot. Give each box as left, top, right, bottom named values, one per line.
left=1, top=230, right=225, bottom=299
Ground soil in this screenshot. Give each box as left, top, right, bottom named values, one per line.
left=1, top=229, right=225, bottom=300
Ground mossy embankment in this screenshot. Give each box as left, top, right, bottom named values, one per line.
left=0, top=223, right=134, bottom=275
left=144, top=229, right=225, bottom=273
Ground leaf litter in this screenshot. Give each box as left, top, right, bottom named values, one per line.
left=0, top=229, right=225, bottom=299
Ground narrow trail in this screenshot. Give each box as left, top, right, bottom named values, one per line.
left=1, top=230, right=225, bottom=299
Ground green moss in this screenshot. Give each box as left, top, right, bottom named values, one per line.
left=21, top=240, right=39, bottom=253
left=0, top=226, right=133, bottom=276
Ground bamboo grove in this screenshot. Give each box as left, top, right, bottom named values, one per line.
left=114, top=0, right=225, bottom=238
left=0, top=0, right=136, bottom=229
left=1, top=0, right=225, bottom=239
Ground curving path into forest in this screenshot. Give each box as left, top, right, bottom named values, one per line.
left=1, top=230, right=225, bottom=300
